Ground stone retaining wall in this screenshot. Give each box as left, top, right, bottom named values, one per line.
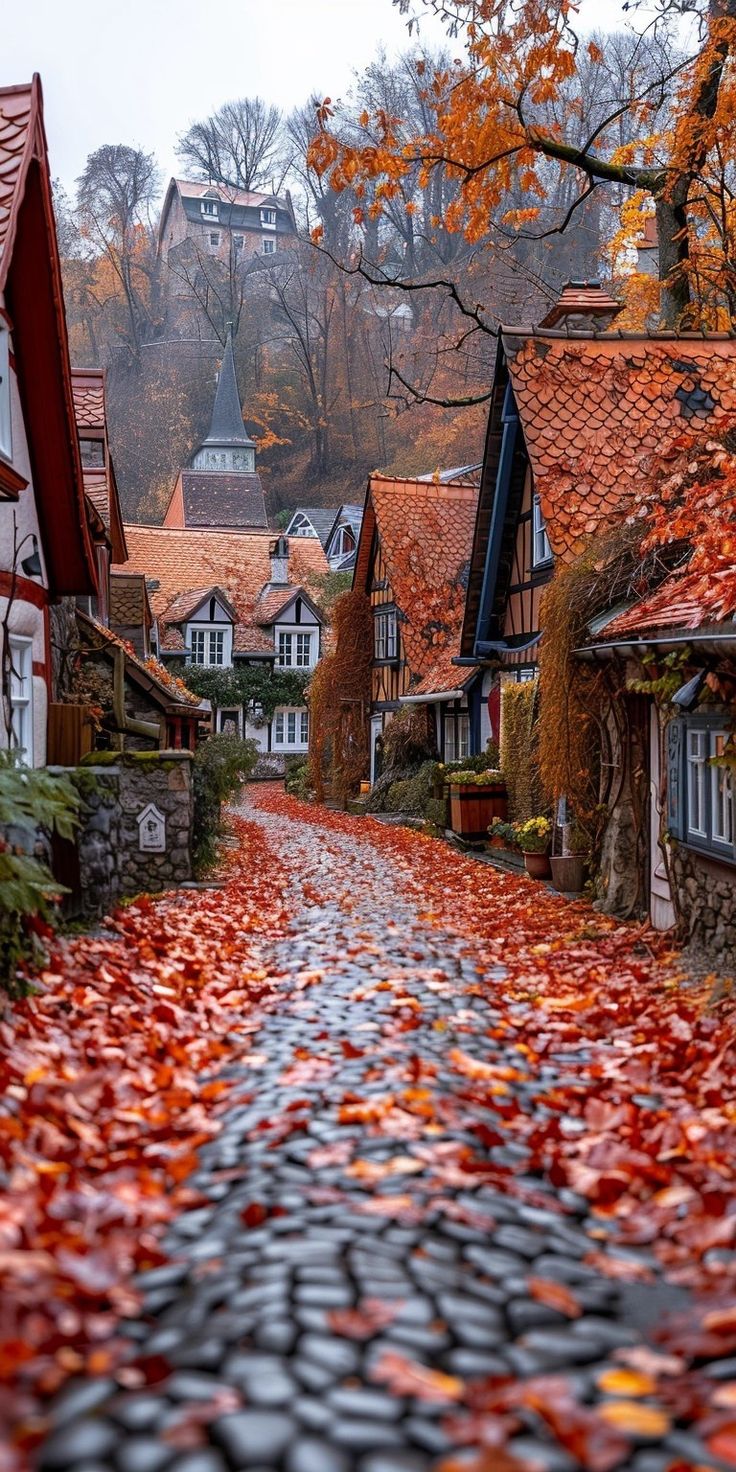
left=52, top=751, right=194, bottom=919
left=670, top=842, right=736, bottom=969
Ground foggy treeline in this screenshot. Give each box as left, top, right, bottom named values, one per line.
left=56, top=35, right=673, bottom=522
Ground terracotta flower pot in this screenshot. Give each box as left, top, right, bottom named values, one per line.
left=550, top=854, right=585, bottom=893
left=523, top=850, right=551, bottom=879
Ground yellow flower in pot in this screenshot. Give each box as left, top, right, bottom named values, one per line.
left=516, top=816, right=552, bottom=879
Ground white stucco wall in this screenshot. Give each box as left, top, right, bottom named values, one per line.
left=0, top=346, right=50, bottom=766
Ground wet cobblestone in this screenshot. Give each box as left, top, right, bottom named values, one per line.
left=35, top=798, right=704, bottom=1471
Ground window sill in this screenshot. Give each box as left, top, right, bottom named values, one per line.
left=680, top=837, right=736, bottom=870
left=531, top=557, right=554, bottom=574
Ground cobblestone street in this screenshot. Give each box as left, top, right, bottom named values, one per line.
left=34, top=790, right=736, bottom=1472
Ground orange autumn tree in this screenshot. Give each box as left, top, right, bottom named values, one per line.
left=310, top=0, right=736, bottom=329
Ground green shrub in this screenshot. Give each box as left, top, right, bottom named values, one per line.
left=439, top=744, right=500, bottom=780
left=285, top=758, right=311, bottom=800
left=424, top=796, right=448, bottom=830
left=0, top=754, right=80, bottom=995
left=192, top=734, right=258, bottom=873
left=384, top=760, right=436, bottom=815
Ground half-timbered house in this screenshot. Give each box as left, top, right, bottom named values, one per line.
left=351, top=474, right=481, bottom=780
left=460, top=279, right=736, bottom=946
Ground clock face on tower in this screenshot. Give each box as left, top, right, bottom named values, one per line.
left=194, top=446, right=256, bottom=473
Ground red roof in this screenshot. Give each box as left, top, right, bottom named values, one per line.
left=354, top=474, right=478, bottom=689
left=409, top=650, right=480, bottom=698
left=71, top=369, right=128, bottom=564
left=504, top=334, right=736, bottom=561
left=0, top=77, right=96, bottom=595
left=119, top=525, right=328, bottom=655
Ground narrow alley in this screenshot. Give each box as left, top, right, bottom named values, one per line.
left=14, top=790, right=736, bottom=1472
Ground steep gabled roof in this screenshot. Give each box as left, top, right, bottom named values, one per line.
left=285, top=506, right=338, bottom=546
left=0, top=76, right=96, bottom=595
left=354, top=474, right=478, bottom=689
left=503, top=331, right=736, bottom=561
left=162, top=585, right=237, bottom=624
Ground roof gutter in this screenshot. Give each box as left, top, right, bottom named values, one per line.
left=400, top=688, right=467, bottom=705
left=576, top=631, right=736, bottom=658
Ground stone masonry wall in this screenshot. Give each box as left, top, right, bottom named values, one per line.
left=73, top=768, right=121, bottom=920
left=117, top=751, right=193, bottom=897
left=670, top=842, right=736, bottom=970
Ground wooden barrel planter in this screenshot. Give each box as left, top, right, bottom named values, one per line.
left=450, top=782, right=507, bottom=842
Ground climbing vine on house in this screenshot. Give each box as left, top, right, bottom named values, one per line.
left=308, top=589, right=372, bottom=805
left=500, top=679, right=544, bottom=822
left=168, top=664, right=308, bottom=724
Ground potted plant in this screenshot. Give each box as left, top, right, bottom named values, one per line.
left=550, top=821, right=588, bottom=893
left=448, top=768, right=508, bottom=841
left=516, top=816, right=552, bottom=878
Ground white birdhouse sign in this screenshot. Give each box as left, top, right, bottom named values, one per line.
left=137, top=803, right=166, bottom=852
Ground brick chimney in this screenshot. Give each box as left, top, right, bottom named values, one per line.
left=538, top=280, right=623, bottom=332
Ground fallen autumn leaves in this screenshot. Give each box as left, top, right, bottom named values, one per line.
left=3, top=786, right=736, bottom=1472
left=0, top=815, right=288, bottom=1463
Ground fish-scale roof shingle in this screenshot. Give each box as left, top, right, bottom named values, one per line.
left=504, top=335, right=736, bottom=561
left=357, top=475, right=478, bottom=689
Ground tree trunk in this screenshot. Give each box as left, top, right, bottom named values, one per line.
left=595, top=695, right=649, bottom=919
left=655, top=185, right=692, bottom=327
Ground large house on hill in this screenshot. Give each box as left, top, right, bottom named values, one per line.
left=349, top=474, right=484, bottom=780
left=118, top=526, right=329, bottom=758
left=159, top=177, right=296, bottom=269
left=163, top=329, right=268, bottom=531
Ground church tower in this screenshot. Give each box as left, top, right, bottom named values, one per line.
left=162, top=330, right=268, bottom=529
left=191, top=329, right=257, bottom=473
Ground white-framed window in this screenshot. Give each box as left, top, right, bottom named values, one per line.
left=712, top=733, right=734, bottom=846
left=532, top=494, right=552, bottom=567
left=278, top=631, right=312, bottom=668
left=687, top=728, right=707, bottom=838
left=274, top=707, right=309, bottom=746
left=190, top=628, right=225, bottom=666
left=444, top=710, right=470, bottom=764
left=260, top=208, right=277, bottom=227
left=262, top=237, right=276, bottom=255
left=374, top=609, right=397, bottom=661
left=8, top=635, right=33, bottom=763
left=201, top=199, right=219, bottom=218
left=0, top=327, right=12, bottom=462
left=208, top=231, right=220, bottom=249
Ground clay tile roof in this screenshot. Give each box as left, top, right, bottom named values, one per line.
left=118, top=525, right=329, bottom=652
left=179, top=470, right=268, bottom=529
left=504, top=336, right=736, bottom=561
left=254, top=587, right=298, bottom=624
left=357, top=475, right=478, bottom=688
left=410, top=651, right=480, bottom=698
left=109, top=570, right=151, bottom=629
left=0, top=83, right=34, bottom=281
left=601, top=573, right=735, bottom=641
left=71, top=370, right=105, bottom=430
left=162, top=586, right=235, bottom=624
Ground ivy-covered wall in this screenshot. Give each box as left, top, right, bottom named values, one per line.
left=669, top=843, right=736, bottom=968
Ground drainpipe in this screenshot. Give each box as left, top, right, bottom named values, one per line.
left=112, top=645, right=164, bottom=749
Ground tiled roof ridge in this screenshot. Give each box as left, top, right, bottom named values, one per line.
left=370, top=475, right=478, bottom=500
left=123, top=523, right=279, bottom=538
left=502, top=325, right=736, bottom=341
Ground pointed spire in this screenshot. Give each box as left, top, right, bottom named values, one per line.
left=202, top=329, right=255, bottom=449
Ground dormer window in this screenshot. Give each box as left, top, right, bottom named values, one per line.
left=532, top=495, right=552, bottom=567
left=201, top=199, right=219, bottom=218
left=0, top=326, right=11, bottom=462
left=289, top=513, right=315, bottom=537
left=260, top=207, right=277, bottom=227
left=330, top=525, right=355, bottom=559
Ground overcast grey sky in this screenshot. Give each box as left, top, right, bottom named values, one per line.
left=8, top=0, right=621, bottom=199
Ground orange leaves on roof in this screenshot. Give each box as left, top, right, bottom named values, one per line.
left=506, top=336, right=736, bottom=563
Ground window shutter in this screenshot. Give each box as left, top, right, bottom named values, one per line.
left=666, top=718, right=685, bottom=840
